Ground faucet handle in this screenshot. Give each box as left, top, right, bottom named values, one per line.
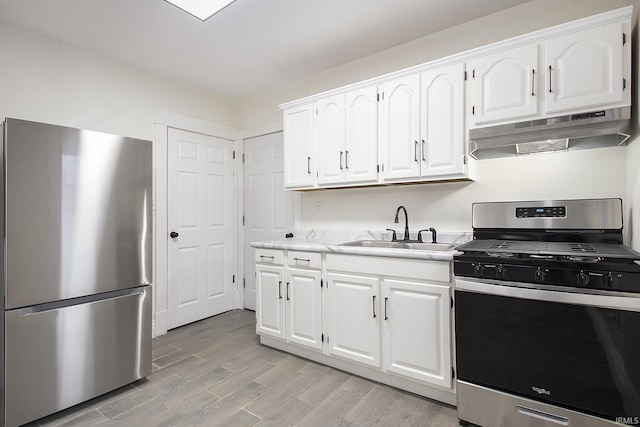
left=386, top=228, right=397, bottom=242
left=429, top=227, right=437, bottom=244
left=418, top=228, right=437, bottom=243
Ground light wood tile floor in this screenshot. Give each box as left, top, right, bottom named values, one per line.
left=28, top=309, right=459, bottom=427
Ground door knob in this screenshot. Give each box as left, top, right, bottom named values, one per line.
left=170, top=231, right=179, bottom=238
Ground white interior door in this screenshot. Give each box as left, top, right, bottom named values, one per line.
left=244, top=132, right=294, bottom=310
left=168, top=128, right=235, bottom=329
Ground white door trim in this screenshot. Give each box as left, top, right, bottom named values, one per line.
left=154, top=109, right=238, bottom=337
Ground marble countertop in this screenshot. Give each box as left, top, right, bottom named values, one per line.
left=250, top=229, right=472, bottom=262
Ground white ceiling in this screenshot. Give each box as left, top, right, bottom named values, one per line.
left=0, top=0, right=531, bottom=97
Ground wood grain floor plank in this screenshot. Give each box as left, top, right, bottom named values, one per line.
left=344, top=384, right=403, bottom=425
left=244, top=373, right=312, bottom=418
left=185, top=381, right=269, bottom=426
left=296, top=368, right=351, bottom=406
left=212, top=408, right=261, bottom=427
left=206, top=360, right=277, bottom=399
left=32, top=310, right=457, bottom=427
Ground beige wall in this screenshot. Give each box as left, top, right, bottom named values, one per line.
left=238, top=0, right=637, bottom=244
left=0, top=20, right=237, bottom=141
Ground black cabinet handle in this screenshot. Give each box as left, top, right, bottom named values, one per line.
left=340, top=151, right=344, bottom=170
left=170, top=231, right=179, bottom=238
left=421, top=139, right=426, bottom=161
left=286, top=282, right=290, bottom=301
left=414, top=141, right=419, bottom=162
left=548, top=65, right=552, bottom=93
left=307, top=156, right=311, bottom=174
left=384, top=297, right=388, bottom=320
left=372, top=295, right=377, bottom=318
left=345, top=150, right=349, bottom=169
left=278, top=281, right=282, bottom=299
left=531, top=69, right=536, bottom=96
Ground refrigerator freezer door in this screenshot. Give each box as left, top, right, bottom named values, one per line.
left=4, top=286, right=152, bottom=427
left=4, top=118, right=152, bottom=309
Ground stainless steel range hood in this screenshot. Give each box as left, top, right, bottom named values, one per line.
left=469, top=107, right=631, bottom=159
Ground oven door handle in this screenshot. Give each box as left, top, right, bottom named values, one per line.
left=455, top=278, right=640, bottom=312
left=516, top=405, right=569, bottom=426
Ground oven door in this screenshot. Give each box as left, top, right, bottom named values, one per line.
left=455, top=278, right=640, bottom=423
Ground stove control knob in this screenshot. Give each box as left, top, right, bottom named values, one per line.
left=577, top=270, right=590, bottom=287
left=473, top=263, right=485, bottom=278
left=534, top=267, right=546, bottom=282
left=497, top=264, right=507, bottom=279
left=604, top=272, right=614, bottom=288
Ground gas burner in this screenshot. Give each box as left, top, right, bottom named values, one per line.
left=567, top=243, right=596, bottom=253
left=489, top=241, right=513, bottom=249
left=486, top=252, right=517, bottom=258
left=565, top=256, right=602, bottom=263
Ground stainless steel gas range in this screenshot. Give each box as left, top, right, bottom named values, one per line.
left=453, top=198, right=640, bottom=427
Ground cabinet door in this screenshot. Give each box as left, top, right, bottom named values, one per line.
left=283, top=104, right=314, bottom=189
left=380, top=74, right=421, bottom=180
left=471, top=43, right=539, bottom=125
left=545, top=21, right=626, bottom=114
left=345, top=86, right=378, bottom=184
left=420, top=63, right=465, bottom=178
left=285, top=268, right=323, bottom=350
left=256, top=264, right=285, bottom=339
left=326, top=272, right=380, bottom=367
left=315, top=94, right=346, bottom=185
left=381, top=279, right=452, bottom=388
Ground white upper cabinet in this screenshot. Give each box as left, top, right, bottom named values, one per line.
left=420, top=63, right=465, bottom=178
left=345, top=86, right=379, bottom=183
left=281, top=6, right=631, bottom=187
left=545, top=21, right=627, bottom=114
left=380, top=74, right=421, bottom=180
left=470, top=44, right=539, bottom=125
left=469, top=16, right=630, bottom=127
left=312, top=86, right=379, bottom=187
left=380, top=65, right=465, bottom=181
left=315, top=94, right=346, bottom=185
left=283, top=104, right=314, bottom=189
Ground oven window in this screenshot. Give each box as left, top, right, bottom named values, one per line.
left=455, top=290, right=640, bottom=421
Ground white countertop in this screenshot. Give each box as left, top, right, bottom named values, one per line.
left=251, top=237, right=465, bottom=262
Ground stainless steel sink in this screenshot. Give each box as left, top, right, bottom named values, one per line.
left=338, top=240, right=455, bottom=251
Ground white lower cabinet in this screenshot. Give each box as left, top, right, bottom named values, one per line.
left=286, top=267, right=323, bottom=350
left=255, top=249, right=455, bottom=397
left=325, top=272, right=381, bottom=367
left=256, top=249, right=323, bottom=351
left=255, top=264, right=285, bottom=339
left=381, top=278, right=452, bottom=388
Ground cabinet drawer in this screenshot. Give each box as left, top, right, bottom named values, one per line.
left=255, top=249, right=284, bottom=265
left=326, top=253, right=451, bottom=283
left=287, top=251, right=322, bottom=269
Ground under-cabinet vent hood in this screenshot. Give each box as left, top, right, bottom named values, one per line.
left=469, top=107, right=631, bottom=159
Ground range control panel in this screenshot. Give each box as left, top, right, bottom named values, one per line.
left=515, top=206, right=566, bottom=218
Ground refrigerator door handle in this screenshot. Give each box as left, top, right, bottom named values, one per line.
left=18, top=287, right=148, bottom=316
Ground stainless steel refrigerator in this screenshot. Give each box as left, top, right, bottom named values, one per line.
left=0, top=118, right=152, bottom=427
